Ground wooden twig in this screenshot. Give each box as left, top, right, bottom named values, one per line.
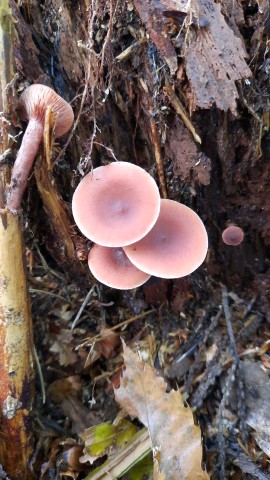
left=164, top=79, right=201, bottom=144
left=71, top=285, right=97, bottom=330
left=76, top=309, right=155, bottom=350
left=222, top=286, right=238, bottom=362
left=149, top=115, right=167, bottom=198
left=0, top=3, right=34, bottom=478
left=237, top=84, right=263, bottom=125
left=116, top=37, right=146, bottom=62
left=217, top=361, right=238, bottom=480
left=33, top=346, right=46, bottom=405
left=217, top=287, right=240, bottom=479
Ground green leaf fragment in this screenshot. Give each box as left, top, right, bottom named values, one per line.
left=82, top=420, right=137, bottom=457
left=121, top=453, right=153, bottom=480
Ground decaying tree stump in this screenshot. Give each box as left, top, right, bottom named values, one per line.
left=1, top=0, right=270, bottom=478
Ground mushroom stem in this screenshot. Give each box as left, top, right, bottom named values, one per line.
left=6, top=118, right=44, bottom=213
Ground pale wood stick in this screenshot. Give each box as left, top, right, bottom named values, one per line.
left=0, top=2, right=34, bottom=478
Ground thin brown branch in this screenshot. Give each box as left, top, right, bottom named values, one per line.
left=149, top=115, right=167, bottom=198
left=164, top=79, right=201, bottom=144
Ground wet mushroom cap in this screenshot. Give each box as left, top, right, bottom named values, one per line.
left=88, top=245, right=151, bottom=289
left=123, top=199, right=208, bottom=278
left=222, top=226, right=244, bottom=246
left=72, top=162, right=161, bottom=247
left=20, top=84, right=74, bottom=137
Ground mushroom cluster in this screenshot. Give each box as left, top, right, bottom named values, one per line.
left=6, top=84, right=74, bottom=213
left=72, top=162, right=208, bottom=289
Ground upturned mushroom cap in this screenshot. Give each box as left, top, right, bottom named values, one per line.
left=88, top=245, right=151, bottom=289
left=222, top=226, right=244, bottom=246
left=20, top=84, right=74, bottom=137
left=72, top=162, right=161, bottom=247
left=123, top=199, right=208, bottom=278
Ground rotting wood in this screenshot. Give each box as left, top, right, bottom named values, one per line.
left=34, top=107, right=81, bottom=271
left=130, top=0, right=178, bottom=75
left=164, top=79, right=202, bottom=144
left=0, top=2, right=34, bottom=478
left=34, top=154, right=83, bottom=267
left=184, top=0, right=252, bottom=114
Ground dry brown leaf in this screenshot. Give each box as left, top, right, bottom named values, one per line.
left=94, top=327, right=120, bottom=359
left=50, top=329, right=78, bottom=366
left=48, top=376, right=83, bottom=403
left=61, top=445, right=85, bottom=472
left=154, top=456, right=166, bottom=480
left=114, top=342, right=209, bottom=480
left=184, top=0, right=251, bottom=114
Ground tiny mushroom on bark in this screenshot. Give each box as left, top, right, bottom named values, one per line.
left=72, top=162, right=160, bottom=247
left=123, top=199, right=208, bottom=279
left=6, top=84, right=74, bottom=213
left=222, top=225, right=244, bottom=246
left=88, top=245, right=151, bottom=289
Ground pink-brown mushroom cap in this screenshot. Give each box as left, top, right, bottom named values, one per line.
left=222, top=226, right=244, bottom=246
left=88, top=245, right=151, bottom=289
left=20, top=84, right=74, bottom=137
left=6, top=84, right=74, bottom=213
left=72, top=162, right=161, bottom=247
left=123, top=199, right=208, bottom=278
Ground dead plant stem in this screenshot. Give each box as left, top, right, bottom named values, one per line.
left=164, top=79, right=201, bottom=144
left=149, top=115, right=167, bottom=198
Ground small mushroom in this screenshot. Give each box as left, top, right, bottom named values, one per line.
left=88, top=244, right=151, bottom=289
left=72, top=162, right=160, bottom=247
left=222, top=225, right=244, bottom=246
left=6, top=84, right=74, bottom=213
left=123, top=199, right=208, bottom=278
